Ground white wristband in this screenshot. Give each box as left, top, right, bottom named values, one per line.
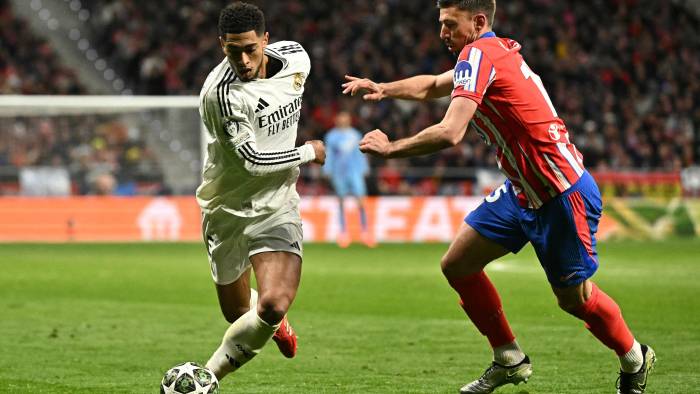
left=298, top=144, right=316, bottom=163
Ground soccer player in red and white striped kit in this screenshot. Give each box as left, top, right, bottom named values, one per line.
left=343, top=1, right=655, bottom=393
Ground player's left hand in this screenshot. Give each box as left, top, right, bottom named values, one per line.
left=359, top=129, right=392, bottom=158
left=305, top=140, right=326, bottom=165
left=342, top=75, right=385, bottom=101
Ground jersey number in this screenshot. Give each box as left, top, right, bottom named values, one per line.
left=278, top=44, right=303, bottom=55
left=485, top=184, right=508, bottom=203
left=520, top=61, right=558, bottom=117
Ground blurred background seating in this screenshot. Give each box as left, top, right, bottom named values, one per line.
left=1, top=0, right=698, bottom=196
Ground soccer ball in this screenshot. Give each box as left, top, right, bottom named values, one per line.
left=160, top=362, right=219, bottom=394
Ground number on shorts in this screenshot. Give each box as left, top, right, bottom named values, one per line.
left=485, top=184, right=508, bottom=203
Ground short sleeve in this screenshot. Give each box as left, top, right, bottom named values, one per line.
left=451, top=46, right=497, bottom=105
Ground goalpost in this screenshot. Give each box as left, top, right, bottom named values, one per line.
left=0, top=95, right=200, bottom=115
left=0, top=95, right=205, bottom=195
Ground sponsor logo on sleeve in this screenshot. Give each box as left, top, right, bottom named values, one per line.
left=453, top=60, right=473, bottom=88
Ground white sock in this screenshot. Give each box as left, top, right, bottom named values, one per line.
left=493, top=340, right=526, bottom=366
left=619, top=340, right=643, bottom=373
left=205, top=308, right=280, bottom=380
left=249, top=288, right=258, bottom=307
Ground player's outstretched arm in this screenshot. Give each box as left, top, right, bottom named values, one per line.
left=342, top=70, right=454, bottom=101
left=359, top=97, right=476, bottom=158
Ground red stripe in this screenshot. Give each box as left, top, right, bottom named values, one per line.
left=518, top=142, right=568, bottom=194
left=568, top=191, right=594, bottom=257
left=547, top=144, right=581, bottom=187
left=475, top=56, right=492, bottom=94
left=497, top=149, right=518, bottom=177
left=539, top=153, right=569, bottom=193
left=518, top=143, right=562, bottom=196
left=572, top=145, right=584, bottom=164
left=495, top=144, right=540, bottom=196
left=565, top=144, right=580, bottom=164
left=459, top=46, right=473, bottom=62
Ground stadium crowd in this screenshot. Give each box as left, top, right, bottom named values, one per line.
left=0, top=0, right=165, bottom=195
left=0, top=115, right=164, bottom=195
left=0, top=0, right=84, bottom=94
left=2, top=0, right=699, bottom=195
left=84, top=0, right=699, bottom=191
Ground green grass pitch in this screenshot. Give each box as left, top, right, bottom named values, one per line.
left=1, top=240, right=699, bottom=393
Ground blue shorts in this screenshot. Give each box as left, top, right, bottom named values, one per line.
left=466, top=171, right=602, bottom=288
left=332, top=174, right=367, bottom=197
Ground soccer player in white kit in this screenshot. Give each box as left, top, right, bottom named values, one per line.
left=196, top=2, right=325, bottom=381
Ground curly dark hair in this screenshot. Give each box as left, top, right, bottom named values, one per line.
left=437, top=0, right=496, bottom=26
left=218, top=2, right=266, bottom=36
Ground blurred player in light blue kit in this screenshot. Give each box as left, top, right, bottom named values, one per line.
left=324, top=111, right=375, bottom=247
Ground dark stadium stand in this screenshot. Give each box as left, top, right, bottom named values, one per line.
left=0, top=0, right=83, bottom=94
left=82, top=0, right=699, bottom=169
left=0, top=0, right=166, bottom=195
left=1, top=0, right=698, bottom=195
left=0, top=114, right=165, bottom=196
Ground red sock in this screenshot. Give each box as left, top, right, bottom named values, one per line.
left=447, top=271, right=515, bottom=348
left=573, top=282, right=635, bottom=356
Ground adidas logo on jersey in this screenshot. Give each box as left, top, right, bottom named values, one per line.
left=254, top=97, right=270, bottom=113
left=289, top=241, right=300, bottom=250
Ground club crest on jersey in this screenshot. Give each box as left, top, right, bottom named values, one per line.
left=453, top=60, right=473, bottom=88
left=548, top=123, right=567, bottom=141
left=293, top=73, right=304, bottom=91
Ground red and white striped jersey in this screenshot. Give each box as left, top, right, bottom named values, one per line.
left=451, top=32, right=585, bottom=209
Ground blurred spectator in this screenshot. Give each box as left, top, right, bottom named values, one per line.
left=0, top=0, right=84, bottom=94
left=81, top=0, right=698, bottom=189
left=2, top=0, right=698, bottom=196
left=0, top=115, right=164, bottom=195
left=92, top=172, right=116, bottom=195
left=0, top=0, right=164, bottom=195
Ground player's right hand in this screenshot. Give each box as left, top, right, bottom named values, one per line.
left=342, top=75, right=385, bottom=101
left=305, top=140, right=326, bottom=164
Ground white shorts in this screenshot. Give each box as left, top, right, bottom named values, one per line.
left=202, top=205, right=304, bottom=285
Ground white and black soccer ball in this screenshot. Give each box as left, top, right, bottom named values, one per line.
left=160, top=362, right=219, bottom=394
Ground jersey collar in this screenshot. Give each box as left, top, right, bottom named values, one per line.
left=479, top=31, right=496, bottom=39
left=264, top=47, right=289, bottom=73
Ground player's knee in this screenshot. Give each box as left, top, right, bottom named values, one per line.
left=257, top=295, right=291, bottom=325
left=553, top=281, right=591, bottom=316
left=222, top=306, right=250, bottom=324
left=557, top=299, right=582, bottom=315
left=440, top=253, right=455, bottom=276
left=440, top=252, right=481, bottom=278
left=555, top=293, right=587, bottom=315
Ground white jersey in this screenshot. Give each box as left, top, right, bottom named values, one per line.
left=197, top=41, right=315, bottom=217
